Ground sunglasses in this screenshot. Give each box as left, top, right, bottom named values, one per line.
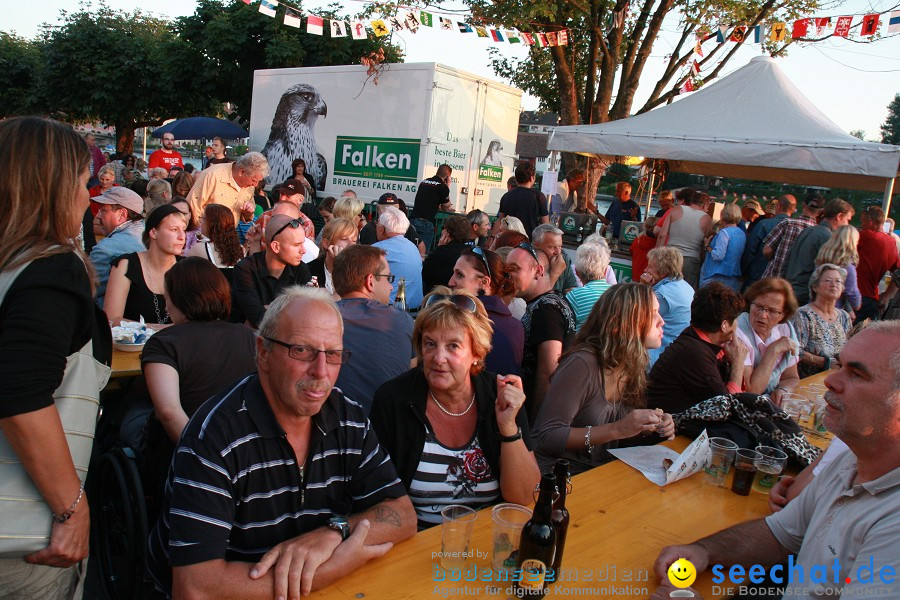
left=471, top=247, right=492, bottom=280
left=517, top=242, right=540, bottom=263
left=270, top=218, right=302, bottom=242
left=423, top=293, right=478, bottom=313
left=373, top=272, right=396, bottom=284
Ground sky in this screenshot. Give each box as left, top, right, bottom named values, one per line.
left=5, top=0, right=899, bottom=140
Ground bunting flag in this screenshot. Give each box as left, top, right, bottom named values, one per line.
left=387, top=16, right=406, bottom=31
left=558, top=30, right=568, bottom=45
left=546, top=31, right=558, bottom=46
left=770, top=22, right=787, bottom=41
left=283, top=6, right=301, bottom=27
left=833, top=16, right=853, bottom=36
left=792, top=18, right=809, bottom=38
left=716, top=26, right=728, bottom=43
left=458, top=22, right=474, bottom=34
left=307, top=14, right=324, bottom=35
left=753, top=25, right=762, bottom=43
left=860, top=13, right=879, bottom=35
left=370, top=19, right=390, bottom=36
left=439, top=17, right=454, bottom=31
left=242, top=0, right=251, bottom=4
left=680, top=79, right=695, bottom=94
left=258, top=0, right=277, bottom=18
left=814, top=17, right=831, bottom=35
left=889, top=11, right=900, bottom=33
left=330, top=20, right=347, bottom=37
left=521, top=32, right=535, bottom=45
left=350, top=20, right=367, bottom=39
left=403, top=10, right=421, bottom=32
left=537, top=32, right=548, bottom=47
left=505, top=30, right=520, bottom=43
left=691, top=60, right=700, bottom=76
left=490, top=29, right=504, bottom=42
left=475, top=26, right=489, bottom=38
left=729, top=26, right=746, bottom=42
left=694, top=37, right=704, bottom=56
left=419, top=11, right=433, bottom=27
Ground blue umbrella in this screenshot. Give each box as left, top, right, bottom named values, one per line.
left=150, top=117, right=248, bottom=141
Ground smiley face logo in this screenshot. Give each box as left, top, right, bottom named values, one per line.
left=667, top=558, right=697, bottom=588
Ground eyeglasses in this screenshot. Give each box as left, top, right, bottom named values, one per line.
left=517, top=242, right=540, bottom=264
left=424, top=293, right=478, bottom=313
left=263, top=337, right=351, bottom=365
left=373, top=272, right=396, bottom=284
left=750, top=302, right=784, bottom=317
left=471, top=246, right=492, bottom=280
left=270, top=218, right=302, bottom=242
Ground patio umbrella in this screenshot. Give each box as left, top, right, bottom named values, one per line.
left=150, top=117, right=248, bottom=141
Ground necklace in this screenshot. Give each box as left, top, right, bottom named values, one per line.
left=141, top=252, right=171, bottom=324
left=430, top=390, right=476, bottom=417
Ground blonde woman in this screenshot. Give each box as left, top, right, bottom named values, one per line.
left=334, top=196, right=366, bottom=232
left=699, top=203, right=745, bottom=291
left=308, top=217, right=358, bottom=294
left=534, top=283, right=674, bottom=474
left=815, top=224, right=861, bottom=317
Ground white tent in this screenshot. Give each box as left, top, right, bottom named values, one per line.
left=547, top=56, right=900, bottom=209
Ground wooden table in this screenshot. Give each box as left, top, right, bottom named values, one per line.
left=110, top=347, right=143, bottom=378
left=310, top=438, right=772, bottom=600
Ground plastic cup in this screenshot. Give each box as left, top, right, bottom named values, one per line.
left=704, top=437, right=738, bottom=486
left=440, top=505, right=477, bottom=570
left=731, top=449, right=761, bottom=496
left=752, top=446, right=788, bottom=494
left=780, top=393, right=806, bottom=420
left=491, top=503, right=533, bottom=574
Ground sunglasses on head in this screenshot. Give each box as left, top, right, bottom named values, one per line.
left=423, top=293, right=478, bottom=313
left=270, top=218, right=302, bottom=241
left=470, top=247, right=492, bottom=280
left=517, top=242, right=540, bottom=263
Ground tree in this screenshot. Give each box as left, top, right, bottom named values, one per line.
left=881, top=93, right=900, bottom=145
left=0, top=32, right=44, bottom=117
left=849, top=129, right=866, bottom=141
left=176, top=0, right=402, bottom=125
left=39, top=5, right=220, bottom=153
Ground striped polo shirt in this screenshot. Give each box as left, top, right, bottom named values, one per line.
left=145, top=374, right=405, bottom=595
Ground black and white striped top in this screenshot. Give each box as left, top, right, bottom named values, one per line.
left=145, top=374, right=405, bottom=595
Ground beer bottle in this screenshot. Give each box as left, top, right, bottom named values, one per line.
left=515, top=473, right=556, bottom=598
left=394, top=277, right=407, bottom=311
left=550, top=460, right=570, bottom=578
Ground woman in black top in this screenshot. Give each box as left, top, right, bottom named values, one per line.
left=105, top=204, right=186, bottom=325
left=0, top=117, right=112, bottom=591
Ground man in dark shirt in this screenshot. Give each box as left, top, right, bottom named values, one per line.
left=410, top=164, right=453, bottom=251
left=646, top=282, right=747, bottom=414
left=506, top=244, right=575, bottom=423
left=232, top=214, right=313, bottom=327
left=494, top=163, right=549, bottom=239
left=600, top=181, right=641, bottom=237
left=146, top=288, right=416, bottom=599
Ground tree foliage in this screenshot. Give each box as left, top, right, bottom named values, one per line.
left=0, top=32, right=44, bottom=117
left=175, top=0, right=403, bottom=125
left=39, top=4, right=219, bottom=153
left=881, top=93, right=900, bottom=145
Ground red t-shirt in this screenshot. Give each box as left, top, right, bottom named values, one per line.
left=856, top=229, right=900, bottom=299
left=148, top=149, right=184, bottom=170
left=629, top=233, right=657, bottom=281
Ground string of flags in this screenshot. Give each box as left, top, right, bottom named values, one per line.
left=247, top=0, right=570, bottom=47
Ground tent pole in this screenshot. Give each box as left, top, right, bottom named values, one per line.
left=883, top=178, right=894, bottom=216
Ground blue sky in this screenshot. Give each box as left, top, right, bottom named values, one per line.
left=6, top=0, right=899, bottom=140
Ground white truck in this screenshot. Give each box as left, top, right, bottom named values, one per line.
left=249, top=62, right=523, bottom=215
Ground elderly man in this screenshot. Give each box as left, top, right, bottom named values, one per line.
left=187, top=152, right=269, bottom=225
left=506, top=244, right=576, bottom=423
left=89, top=187, right=145, bottom=307
left=738, top=199, right=765, bottom=232
left=651, top=321, right=900, bottom=600
left=564, top=242, right=611, bottom=332
left=532, top=223, right=577, bottom=294
left=856, top=205, right=900, bottom=322
left=231, top=214, right=313, bottom=328
left=373, top=207, right=424, bottom=310
left=146, top=288, right=416, bottom=599
left=332, top=245, right=415, bottom=413
left=359, top=193, right=419, bottom=246
left=148, top=132, right=184, bottom=171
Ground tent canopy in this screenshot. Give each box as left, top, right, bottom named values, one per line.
left=547, top=56, right=900, bottom=195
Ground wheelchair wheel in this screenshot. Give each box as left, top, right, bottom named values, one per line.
left=92, top=446, right=148, bottom=600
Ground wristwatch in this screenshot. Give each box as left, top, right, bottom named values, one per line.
left=498, top=427, right=522, bottom=443
left=328, top=516, right=350, bottom=541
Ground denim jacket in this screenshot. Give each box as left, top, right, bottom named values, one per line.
left=90, top=219, right=145, bottom=308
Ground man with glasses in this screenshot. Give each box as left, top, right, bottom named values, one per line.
left=148, top=132, right=185, bottom=171
left=231, top=214, right=313, bottom=328
left=187, top=151, right=270, bottom=226
left=506, top=243, right=576, bottom=422
left=332, top=245, right=416, bottom=414
left=147, top=287, right=416, bottom=599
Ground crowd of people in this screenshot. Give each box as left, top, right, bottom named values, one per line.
left=1, top=116, right=899, bottom=600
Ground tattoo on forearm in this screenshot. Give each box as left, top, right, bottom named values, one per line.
left=373, top=505, right=402, bottom=528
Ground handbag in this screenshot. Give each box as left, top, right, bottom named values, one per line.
left=0, top=256, right=111, bottom=557
left=672, top=392, right=821, bottom=467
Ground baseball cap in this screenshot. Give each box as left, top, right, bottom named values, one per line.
left=377, top=193, right=399, bottom=205
left=94, top=187, right=144, bottom=215
left=742, top=199, right=764, bottom=216
left=764, top=200, right=779, bottom=215
left=280, top=178, right=305, bottom=196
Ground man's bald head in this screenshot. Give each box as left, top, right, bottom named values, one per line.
left=265, top=214, right=297, bottom=243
